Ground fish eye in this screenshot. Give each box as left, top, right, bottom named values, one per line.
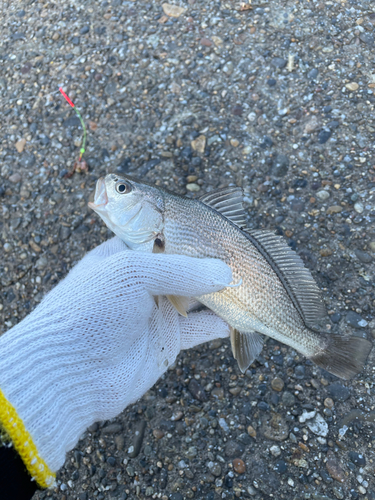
left=115, top=181, right=131, bottom=194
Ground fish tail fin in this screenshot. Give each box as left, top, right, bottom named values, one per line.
left=309, top=333, right=372, bottom=380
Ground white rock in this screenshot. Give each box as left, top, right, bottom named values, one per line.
left=306, top=413, right=328, bottom=437
left=299, top=410, right=316, bottom=423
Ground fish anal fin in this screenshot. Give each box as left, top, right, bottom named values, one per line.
left=310, top=333, right=372, bottom=380
left=167, top=295, right=189, bottom=318
left=230, top=328, right=264, bottom=373
left=246, top=229, right=327, bottom=329
left=199, top=187, right=247, bottom=228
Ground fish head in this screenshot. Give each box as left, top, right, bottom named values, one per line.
left=88, top=173, right=164, bottom=250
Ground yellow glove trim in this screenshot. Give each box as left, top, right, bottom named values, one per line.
left=0, top=388, right=56, bottom=489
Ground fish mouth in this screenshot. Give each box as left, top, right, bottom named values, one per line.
left=88, top=177, right=108, bottom=211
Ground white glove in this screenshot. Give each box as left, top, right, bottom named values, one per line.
left=0, top=237, right=231, bottom=486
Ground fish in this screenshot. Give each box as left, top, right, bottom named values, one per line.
left=88, top=173, right=372, bottom=379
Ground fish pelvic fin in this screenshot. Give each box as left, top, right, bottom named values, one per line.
left=166, top=295, right=189, bottom=318
left=309, top=333, right=372, bottom=380
left=230, top=328, right=264, bottom=373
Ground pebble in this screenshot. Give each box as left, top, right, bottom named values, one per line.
left=271, top=154, right=289, bottom=177
left=128, top=420, right=146, bottom=458
left=224, top=440, right=245, bottom=458
left=191, top=135, right=206, bottom=153
left=346, top=311, right=367, bottom=328
left=318, top=129, right=332, bottom=144
left=346, top=82, right=359, bottom=91
left=233, top=458, right=246, bottom=474
left=316, top=190, right=330, bottom=201
left=211, top=387, right=224, bottom=399
left=3, top=243, right=12, bottom=253
left=369, top=242, right=375, bottom=253
left=324, top=398, right=334, bottom=409
left=354, top=202, right=364, bottom=214
left=326, top=454, right=345, bottom=483
left=306, top=413, right=328, bottom=437
left=271, top=377, right=284, bottom=392
left=262, top=413, right=289, bottom=441
left=162, top=3, right=186, bottom=17
left=272, top=57, right=287, bottom=69
left=223, top=62, right=234, bottom=75
left=281, top=392, right=295, bottom=407
left=247, top=425, right=257, bottom=438
left=230, top=138, right=239, bottom=147
left=186, top=183, right=200, bottom=192
left=348, top=451, right=366, bottom=467
left=188, top=379, right=207, bottom=401
left=354, top=249, right=372, bottom=263
left=270, top=445, right=281, bottom=457
left=326, top=205, right=342, bottom=215
left=9, top=173, right=22, bottom=183
left=15, top=138, right=26, bottom=153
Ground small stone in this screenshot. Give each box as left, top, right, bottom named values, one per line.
left=232, top=104, right=243, bottom=116
left=304, top=116, right=320, bottom=134
left=261, top=413, right=289, bottom=441
left=306, top=413, right=328, bottom=437
left=281, top=391, right=295, bottom=407
left=211, top=387, right=224, bottom=399
left=212, top=36, right=223, bottom=46
left=326, top=454, right=345, bottom=483
left=266, top=78, right=277, bottom=86
left=3, top=243, right=12, bottom=252
left=15, top=138, right=26, bottom=153
left=328, top=383, right=350, bottom=402
left=308, top=68, right=319, bottom=79
left=35, top=256, right=48, bottom=270
left=200, top=37, right=212, bottom=47
left=316, top=190, right=330, bottom=201
left=369, top=242, right=375, bottom=253
left=247, top=425, right=257, bottom=438
left=354, top=202, right=364, bottom=214
left=230, top=138, right=239, bottom=147
left=128, top=420, right=146, bottom=458
left=185, top=446, right=197, bottom=459
left=52, top=32, right=60, bottom=41
left=271, top=153, right=289, bottom=177
left=115, top=435, right=125, bottom=451
left=229, top=386, right=241, bottom=396
left=191, top=135, right=206, bottom=153
left=299, top=410, right=316, bottom=423
left=346, top=82, right=359, bottom=91
left=354, top=249, right=372, bottom=263
left=270, top=445, right=281, bottom=457
left=348, top=451, right=366, bottom=467
left=320, top=248, right=333, bottom=257
left=186, top=183, right=200, bottom=192
left=223, top=61, right=234, bottom=75
left=224, top=441, right=245, bottom=458
left=188, top=379, right=207, bottom=401
left=324, top=398, right=334, bottom=409
left=153, top=429, right=164, bottom=440
left=271, top=57, right=287, bottom=69
left=274, top=460, right=288, bottom=474
left=162, top=3, right=186, bottom=17
left=9, top=173, right=22, bottom=183
left=29, top=240, right=41, bottom=253
left=271, top=377, right=284, bottom=392
left=102, top=423, right=122, bottom=434
left=233, top=458, right=246, bottom=474
left=326, top=205, right=342, bottom=215
left=346, top=311, right=367, bottom=328
left=318, top=129, right=332, bottom=144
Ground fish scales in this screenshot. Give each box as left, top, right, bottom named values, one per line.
left=88, top=174, right=372, bottom=379
left=163, top=193, right=317, bottom=357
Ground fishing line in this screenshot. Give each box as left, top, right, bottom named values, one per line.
left=59, top=87, right=87, bottom=162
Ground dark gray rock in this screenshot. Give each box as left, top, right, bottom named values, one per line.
left=327, top=383, right=350, bottom=402
left=271, top=57, right=287, bottom=69
left=188, top=379, right=207, bottom=402
left=224, top=440, right=245, bottom=457
left=346, top=311, right=366, bottom=328
left=355, top=249, right=372, bottom=263
left=348, top=451, right=366, bottom=467
left=308, top=68, right=318, bottom=79
left=19, top=153, right=36, bottom=168
left=318, top=129, right=332, bottom=144
left=270, top=154, right=289, bottom=177
left=128, top=420, right=146, bottom=458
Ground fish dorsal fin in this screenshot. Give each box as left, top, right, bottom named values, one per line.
left=246, top=230, right=327, bottom=329
left=198, top=187, right=247, bottom=228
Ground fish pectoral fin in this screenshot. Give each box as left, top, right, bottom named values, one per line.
left=166, top=295, right=189, bottom=318
left=230, top=328, right=264, bottom=374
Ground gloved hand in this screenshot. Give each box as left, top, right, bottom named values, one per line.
left=0, top=237, right=231, bottom=488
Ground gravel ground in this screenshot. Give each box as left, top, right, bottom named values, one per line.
left=1, top=0, right=375, bottom=499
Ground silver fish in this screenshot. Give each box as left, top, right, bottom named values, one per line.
left=88, top=174, right=372, bottom=379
